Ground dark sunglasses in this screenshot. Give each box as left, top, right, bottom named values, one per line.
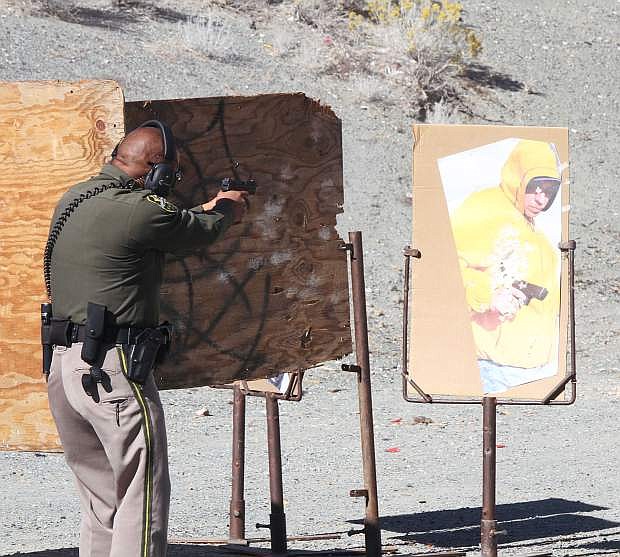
left=525, top=177, right=560, bottom=210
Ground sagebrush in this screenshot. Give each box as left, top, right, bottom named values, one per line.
left=292, top=0, right=482, bottom=115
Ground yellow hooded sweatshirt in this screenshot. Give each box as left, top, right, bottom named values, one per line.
left=451, top=140, right=561, bottom=368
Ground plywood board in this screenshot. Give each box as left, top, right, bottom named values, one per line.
left=0, top=80, right=125, bottom=451
left=408, top=124, right=570, bottom=400
left=125, top=93, right=351, bottom=389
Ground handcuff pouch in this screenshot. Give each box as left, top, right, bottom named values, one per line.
left=81, top=302, right=106, bottom=365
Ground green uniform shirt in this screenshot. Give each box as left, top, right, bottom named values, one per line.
left=49, top=164, right=233, bottom=327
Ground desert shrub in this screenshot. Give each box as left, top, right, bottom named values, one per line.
left=266, top=24, right=300, bottom=57
left=424, top=97, right=462, bottom=123
left=346, top=0, right=481, bottom=111
left=353, top=73, right=390, bottom=102
left=176, top=12, right=232, bottom=58
left=360, top=0, right=481, bottom=57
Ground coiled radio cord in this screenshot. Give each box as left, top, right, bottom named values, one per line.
left=43, top=181, right=133, bottom=301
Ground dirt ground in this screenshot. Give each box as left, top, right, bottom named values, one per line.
left=0, top=1, right=619, bottom=555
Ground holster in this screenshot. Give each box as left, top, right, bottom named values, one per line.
left=155, top=322, right=173, bottom=364
left=81, top=302, right=107, bottom=365
left=122, top=327, right=170, bottom=384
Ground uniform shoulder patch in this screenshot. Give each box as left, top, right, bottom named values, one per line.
left=146, top=194, right=178, bottom=213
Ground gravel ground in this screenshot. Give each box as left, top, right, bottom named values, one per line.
left=1, top=1, right=619, bottom=556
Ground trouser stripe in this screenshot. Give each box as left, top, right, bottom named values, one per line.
left=118, top=346, right=154, bottom=557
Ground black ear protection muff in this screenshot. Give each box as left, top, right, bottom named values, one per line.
left=111, top=119, right=182, bottom=198
left=140, top=120, right=181, bottom=198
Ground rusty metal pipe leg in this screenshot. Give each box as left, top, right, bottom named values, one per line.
left=481, top=397, right=498, bottom=557
left=348, top=231, right=382, bottom=557
left=266, top=393, right=287, bottom=553
left=229, top=384, right=246, bottom=542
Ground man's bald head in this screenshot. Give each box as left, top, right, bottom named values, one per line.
left=111, top=126, right=166, bottom=180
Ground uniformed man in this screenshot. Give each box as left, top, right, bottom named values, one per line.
left=44, top=121, right=249, bottom=557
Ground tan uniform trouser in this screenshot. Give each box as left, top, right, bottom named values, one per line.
left=48, top=343, right=170, bottom=557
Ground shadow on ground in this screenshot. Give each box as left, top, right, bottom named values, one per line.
left=461, top=63, right=531, bottom=93
left=370, top=498, right=619, bottom=552
left=27, top=0, right=187, bottom=29
left=9, top=499, right=620, bottom=556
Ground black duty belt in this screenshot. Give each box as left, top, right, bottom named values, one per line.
left=48, top=319, right=145, bottom=347
left=73, top=323, right=143, bottom=344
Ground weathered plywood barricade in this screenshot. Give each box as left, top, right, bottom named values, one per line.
left=126, top=94, right=351, bottom=389
left=0, top=80, right=125, bottom=451
left=0, top=80, right=352, bottom=451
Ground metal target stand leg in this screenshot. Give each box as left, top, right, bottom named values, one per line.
left=230, top=384, right=247, bottom=544
left=481, top=397, right=501, bottom=556
left=263, top=393, right=288, bottom=553
left=345, top=231, right=382, bottom=557
left=231, top=378, right=303, bottom=554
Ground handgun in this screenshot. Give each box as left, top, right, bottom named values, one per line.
left=512, top=280, right=548, bottom=304
left=220, top=177, right=257, bottom=195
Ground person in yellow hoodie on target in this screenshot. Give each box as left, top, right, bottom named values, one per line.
left=450, top=139, right=563, bottom=394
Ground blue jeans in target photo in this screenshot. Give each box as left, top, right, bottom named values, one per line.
left=478, top=358, right=557, bottom=395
